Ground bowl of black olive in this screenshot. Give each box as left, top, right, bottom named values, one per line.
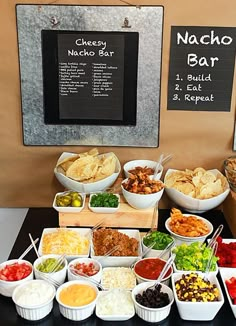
left=131, top=282, right=174, bottom=323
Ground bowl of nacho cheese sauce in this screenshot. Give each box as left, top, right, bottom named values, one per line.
left=56, top=280, right=98, bottom=321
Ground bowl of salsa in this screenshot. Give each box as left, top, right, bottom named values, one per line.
left=133, top=257, right=173, bottom=285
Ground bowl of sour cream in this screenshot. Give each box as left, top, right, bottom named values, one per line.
left=12, top=279, right=56, bottom=321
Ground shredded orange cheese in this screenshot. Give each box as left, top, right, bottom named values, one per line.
left=42, top=229, right=89, bottom=255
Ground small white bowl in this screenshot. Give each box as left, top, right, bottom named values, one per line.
left=215, top=238, right=236, bottom=268
left=68, top=257, right=102, bottom=284
left=88, top=193, right=120, bottom=213
left=33, top=254, right=68, bottom=287
left=171, top=272, right=224, bottom=321
left=121, top=178, right=164, bottom=210
left=165, top=214, right=213, bottom=245
left=164, top=168, right=230, bottom=213
left=132, top=281, right=174, bottom=323
left=220, top=268, right=236, bottom=318
left=133, top=257, right=173, bottom=286
left=123, top=160, right=163, bottom=180
left=12, top=279, right=56, bottom=321
left=0, top=259, right=33, bottom=297
left=54, top=152, right=121, bottom=194
left=53, top=191, right=85, bottom=213
left=56, top=280, right=98, bottom=321
left=96, top=289, right=135, bottom=321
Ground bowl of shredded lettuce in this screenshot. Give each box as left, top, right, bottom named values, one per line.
left=172, top=242, right=218, bottom=274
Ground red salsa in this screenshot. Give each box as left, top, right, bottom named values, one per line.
left=134, top=258, right=172, bottom=280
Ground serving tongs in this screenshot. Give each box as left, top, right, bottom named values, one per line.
left=18, top=237, right=39, bottom=260
left=158, top=239, right=175, bottom=259
left=204, top=241, right=218, bottom=281
left=129, top=241, right=156, bottom=270
left=69, top=267, right=104, bottom=290
left=96, top=245, right=121, bottom=262
left=207, top=224, right=223, bottom=248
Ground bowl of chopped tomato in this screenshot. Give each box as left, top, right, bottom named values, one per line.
left=67, top=258, right=102, bottom=284
left=0, top=259, right=33, bottom=297
left=215, top=237, right=236, bottom=268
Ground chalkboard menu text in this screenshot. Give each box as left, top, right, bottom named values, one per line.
left=42, top=31, right=139, bottom=125
left=168, top=26, right=236, bottom=111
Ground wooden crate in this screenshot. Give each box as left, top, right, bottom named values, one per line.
left=58, top=195, right=157, bottom=228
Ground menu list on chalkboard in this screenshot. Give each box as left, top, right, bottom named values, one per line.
left=42, top=31, right=139, bottom=125
left=58, top=34, right=124, bottom=120
left=168, top=26, right=236, bottom=111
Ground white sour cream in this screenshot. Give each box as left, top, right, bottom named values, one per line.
left=14, top=281, right=55, bottom=306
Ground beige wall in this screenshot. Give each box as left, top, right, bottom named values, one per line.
left=0, top=0, right=235, bottom=207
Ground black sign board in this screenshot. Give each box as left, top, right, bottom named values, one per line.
left=42, top=31, right=139, bottom=125
left=167, top=26, right=236, bottom=111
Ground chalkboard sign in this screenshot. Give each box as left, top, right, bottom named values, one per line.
left=167, top=26, right=236, bottom=111
left=42, top=31, right=139, bottom=125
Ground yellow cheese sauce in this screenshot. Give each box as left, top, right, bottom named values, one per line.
left=59, top=284, right=97, bottom=307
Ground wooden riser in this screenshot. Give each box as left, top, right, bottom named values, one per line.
left=58, top=196, right=158, bottom=229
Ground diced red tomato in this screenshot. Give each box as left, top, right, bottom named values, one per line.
left=73, top=262, right=98, bottom=276
left=0, top=262, right=32, bottom=281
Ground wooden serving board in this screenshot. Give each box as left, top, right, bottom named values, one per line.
left=58, top=195, right=157, bottom=228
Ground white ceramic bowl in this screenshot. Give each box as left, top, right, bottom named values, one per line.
left=101, top=267, right=137, bottom=290
left=91, top=229, right=142, bottom=267
left=165, top=214, right=213, bottom=245
left=96, top=289, right=135, bottom=321
left=121, top=178, right=164, bottom=210
left=56, top=280, right=98, bottom=321
left=171, top=272, right=224, bottom=321
left=123, top=160, right=163, bottom=180
left=33, top=254, right=68, bottom=287
left=133, top=257, right=173, bottom=286
left=164, top=168, right=230, bottom=213
left=0, top=259, right=33, bottom=297
left=38, top=227, right=91, bottom=261
left=53, top=191, right=85, bottom=213
left=220, top=268, right=236, bottom=318
left=12, top=279, right=56, bottom=321
left=172, top=260, right=218, bottom=276
left=131, top=281, right=174, bottom=323
left=88, top=193, right=120, bottom=213
left=54, top=152, right=121, bottom=194
left=67, top=257, right=102, bottom=284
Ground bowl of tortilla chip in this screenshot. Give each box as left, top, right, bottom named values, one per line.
left=54, top=149, right=121, bottom=194
left=164, top=168, right=230, bottom=213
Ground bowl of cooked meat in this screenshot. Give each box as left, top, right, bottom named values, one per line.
left=121, top=172, right=165, bottom=209
left=165, top=208, right=213, bottom=245
left=91, top=228, right=142, bottom=268
left=123, top=160, right=163, bottom=180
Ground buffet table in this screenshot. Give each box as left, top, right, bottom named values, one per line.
left=1, top=208, right=236, bottom=325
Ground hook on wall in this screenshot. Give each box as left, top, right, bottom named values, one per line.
left=122, top=17, right=131, bottom=28
left=50, top=16, right=60, bottom=28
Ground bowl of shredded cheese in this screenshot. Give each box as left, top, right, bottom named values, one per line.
left=38, top=228, right=91, bottom=261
